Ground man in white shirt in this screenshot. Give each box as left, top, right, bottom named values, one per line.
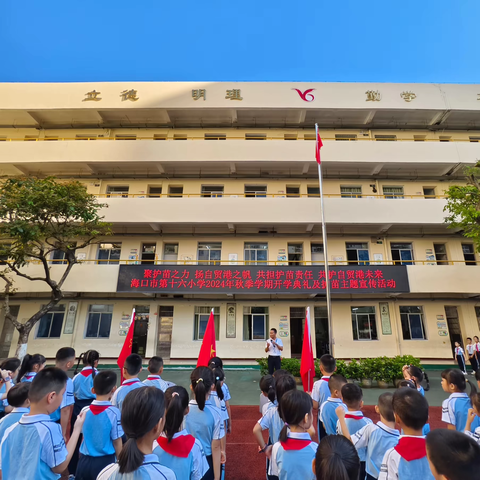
left=265, top=328, right=283, bottom=374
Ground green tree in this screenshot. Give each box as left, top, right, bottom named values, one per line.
left=0, top=177, right=111, bottom=358
left=444, top=164, right=480, bottom=252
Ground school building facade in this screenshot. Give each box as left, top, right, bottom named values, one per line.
left=0, top=81, right=480, bottom=365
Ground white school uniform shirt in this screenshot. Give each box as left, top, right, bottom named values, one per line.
left=442, top=392, right=470, bottom=431
left=336, top=411, right=373, bottom=461
left=311, top=376, right=331, bottom=407
left=142, top=375, right=174, bottom=392
left=475, top=342, right=480, bottom=353
left=455, top=346, right=465, bottom=357
left=351, top=421, right=400, bottom=478
left=266, top=338, right=283, bottom=356
left=111, top=378, right=145, bottom=412
left=465, top=425, right=480, bottom=445
left=0, top=413, right=67, bottom=480
left=261, top=399, right=277, bottom=416
left=466, top=344, right=475, bottom=356
left=0, top=407, right=30, bottom=442
left=258, top=405, right=285, bottom=445
left=97, top=453, right=176, bottom=479
left=379, top=436, right=434, bottom=480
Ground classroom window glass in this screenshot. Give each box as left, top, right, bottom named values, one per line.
left=351, top=306, right=378, bottom=340
left=193, top=306, right=220, bottom=341
left=400, top=306, right=427, bottom=340
left=37, top=305, right=66, bottom=338
left=86, top=304, right=113, bottom=338
left=243, top=307, right=269, bottom=340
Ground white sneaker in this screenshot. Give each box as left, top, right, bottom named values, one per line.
left=463, top=371, right=468, bottom=375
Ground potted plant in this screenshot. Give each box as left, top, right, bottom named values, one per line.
left=359, top=358, right=376, bottom=388
left=373, top=357, right=392, bottom=388
left=346, top=359, right=362, bottom=383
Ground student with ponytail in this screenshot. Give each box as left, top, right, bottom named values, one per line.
left=260, top=374, right=276, bottom=415
left=18, top=353, right=46, bottom=382
left=269, top=390, right=317, bottom=480
left=313, top=435, right=360, bottom=480
left=185, top=367, right=223, bottom=480
left=209, top=356, right=232, bottom=433
left=153, top=386, right=209, bottom=480
left=98, top=387, right=175, bottom=479
left=0, top=357, right=21, bottom=417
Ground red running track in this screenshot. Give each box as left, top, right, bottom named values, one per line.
left=225, top=405, right=444, bottom=480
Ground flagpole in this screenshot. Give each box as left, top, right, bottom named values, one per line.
left=315, top=123, right=333, bottom=356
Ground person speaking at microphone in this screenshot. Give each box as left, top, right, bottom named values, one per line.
left=265, top=328, right=283, bottom=375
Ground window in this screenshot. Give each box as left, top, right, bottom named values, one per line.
left=97, top=243, right=122, bottom=264
left=341, top=186, right=362, bottom=198
left=50, top=243, right=77, bottom=265
left=148, top=186, right=162, bottom=198
left=194, top=306, right=220, bottom=340
left=245, top=133, right=266, bottom=140
left=434, top=244, right=448, bottom=265
left=163, top=244, right=178, bottom=265
left=284, top=134, right=297, bottom=140
left=168, top=186, right=183, bottom=198
left=245, top=185, right=267, bottom=198
left=198, top=242, right=221, bottom=265
left=351, top=307, right=378, bottom=340
left=311, top=244, right=324, bottom=265
left=205, top=133, right=226, bottom=140
left=153, top=134, right=167, bottom=140
left=106, top=186, right=129, bottom=198
left=201, top=185, right=224, bottom=198
left=375, top=135, right=397, bottom=141
left=76, top=134, right=97, bottom=140
left=304, top=134, right=316, bottom=141
left=414, top=135, right=426, bottom=142
left=400, top=306, right=426, bottom=340
left=243, top=307, right=269, bottom=340
left=86, top=305, right=113, bottom=338
left=307, top=186, right=319, bottom=197
left=346, top=243, right=369, bottom=265
left=0, top=137, right=6, bottom=141
left=173, top=134, right=187, bottom=140
left=141, top=243, right=156, bottom=264
left=288, top=243, right=303, bottom=265
left=439, top=136, right=451, bottom=142
left=335, top=134, right=357, bottom=141
left=244, top=243, right=268, bottom=265
left=469, top=137, right=480, bottom=143
left=44, top=136, right=58, bottom=141
left=24, top=136, right=38, bottom=141
left=423, top=187, right=436, bottom=199
left=383, top=186, right=404, bottom=199
left=115, top=134, right=136, bottom=140
left=462, top=244, right=476, bottom=265
left=286, top=186, right=300, bottom=198
left=391, top=243, right=413, bottom=265
left=37, top=305, right=65, bottom=338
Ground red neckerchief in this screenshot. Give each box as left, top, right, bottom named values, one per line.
left=157, top=434, right=196, bottom=458
left=24, top=374, right=35, bottom=380
left=90, top=404, right=110, bottom=415
left=345, top=414, right=364, bottom=420
left=147, top=376, right=160, bottom=380
left=280, top=438, right=312, bottom=451
left=394, top=437, right=427, bottom=461
left=321, top=377, right=330, bottom=382
left=80, top=368, right=94, bottom=378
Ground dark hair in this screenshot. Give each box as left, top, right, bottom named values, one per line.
left=0, top=358, right=21, bottom=381
left=471, top=392, right=480, bottom=413
left=209, top=356, right=224, bottom=369
left=315, top=435, right=360, bottom=480
left=406, top=365, right=430, bottom=392
left=6, top=383, right=30, bottom=408
left=164, top=386, right=189, bottom=442
left=118, top=387, right=165, bottom=474
left=74, top=350, right=100, bottom=377
left=18, top=354, right=46, bottom=382
left=320, top=354, right=336, bottom=374
left=475, top=336, right=479, bottom=341
left=377, top=392, right=395, bottom=423
left=55, top=347, right=76, bottom=363
left=272, top=369, right=288, bottom=379
left=398, top=379, right=417, bottom=390
left=392, top=388, right=428, bottom=430
left=124, top=354, right=142, bottom=376
left=467, top=337, right=472, bottom=341
left=29, top=367, right=67, bottom=403
left=190, top=367, right=214, bottom=410
left=275, top=374, right=297, bottom=422
left=260, top=375, right=276, bottom=404
left=210, top=366, right=225, bottom=401
left=148, top=356, right=164, bottom=374
left=426, top=429, right=480, bottom=479
left=93, top=370, right=117, bottom=396
left=278, top=390, right=312, bottom=442
left=328, top=374, right=347, bottom=395
left=441, top=368, right=466, bottom=392
left=270, top=328, right=277, bottom=334
left=341, top=383, right=363, bottom=409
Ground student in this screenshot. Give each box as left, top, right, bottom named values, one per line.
left=336, top=383, right=372, bottom=480
left=0, top=365, right=16, bottom=418
left=397, top=380, right=431, bottom=436
left=111, top=353, right=145, bottom=412
left=269, top=390, right=317, bottom=480
left=75, top=370, right=123, bottom=480
left=465, top=391, right=480, bottom=443
left=185, top=367, right=223, bottom=480
left=97, top=387, right=175, bottom=479
left=153, top=385, right=209, bottom=480
left=265, top=328, right=283, bottom=375
left=338, top=392, right=399, bottom=480
left=312, top=435, right=360, bottom=480
left=18, top=353, right=46, bottom=382
left=142, top=356, right=175, bottom=392
left=259, top=374, right=276, bottom=415
left=466, top=337, right=478, bottom=374
left=209, top=357, right=232, bottom=433
left=0, top=383, right=30, bottom=442
left=0, top=358, right=21, bottom=384
left=209, top=366, right=228, bottom=444
left=378, top=388, right=434, bottom=480
left=50, top=347, right=76, bottom=440
left=426, top=429, right=480, bottom=480
left=453, top=341, right=468, bottom=375
left=402, top=364, right=430, bottom=395
left=0, top=367, right=86, bottom=480
left=474, top=335, right=480, bottom=365
left=441, top=368, right=474, bottom=431
left=319, top=374, right=347, bottom=436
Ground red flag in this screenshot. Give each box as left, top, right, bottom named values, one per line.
left=197, top=309, right=217, bottom=367
left=300, top=307, right=315, bottom=393
left=117, top=309, right=136, bottom=382
left=315, top=131, right=323, bottom=165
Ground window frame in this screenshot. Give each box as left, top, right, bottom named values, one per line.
left=197, top=242, right=222, bottom=266
left=345, top=242, right=370, bottom=266
left=85, top=304, right=113, bottom=339
left=399, top=306, right=427, bottom=340
left=36, top=305, right=66, bottom=339
left=383, top=186, right=404, bottom=199
left=340, top=185, right=362, bottom=198
left=243, top=306, right=269, bottom=341
left=351, top=306, right=378, bottom=341
left=244, top=243, right=268, bottom=265
left=106, top=186, right=129, bottom=198
left=391, top=243, right=414, bottom=266
left=97, top=242, right=122, bottom=265
left=193, top=306, right=220, bottom=341
left=462, top=244, right=476, bottom=265
left=245, top=185, right=267, bottom=198
left=201, top=185, right=224, bottom=198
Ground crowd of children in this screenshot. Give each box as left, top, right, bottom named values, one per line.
left=255, top=353, right=480, bottom=480
left=0, top=348, right=479, bottom=479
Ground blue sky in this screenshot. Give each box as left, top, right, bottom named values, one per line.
left=1, top=0, right=478, bottom=83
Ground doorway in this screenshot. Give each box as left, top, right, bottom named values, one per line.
left=141, top=243, right=156, bottom=264
left=132, top=306, right=149, bottom=357
left=288, top=244, right=303, bottom=266
left=290, top=307, right=305, bottom=357
left=314, top=306, right=330, bottom=356
left=445, top=306, right=462, bottom=353
left=157, top=306, right=174, bottom=360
